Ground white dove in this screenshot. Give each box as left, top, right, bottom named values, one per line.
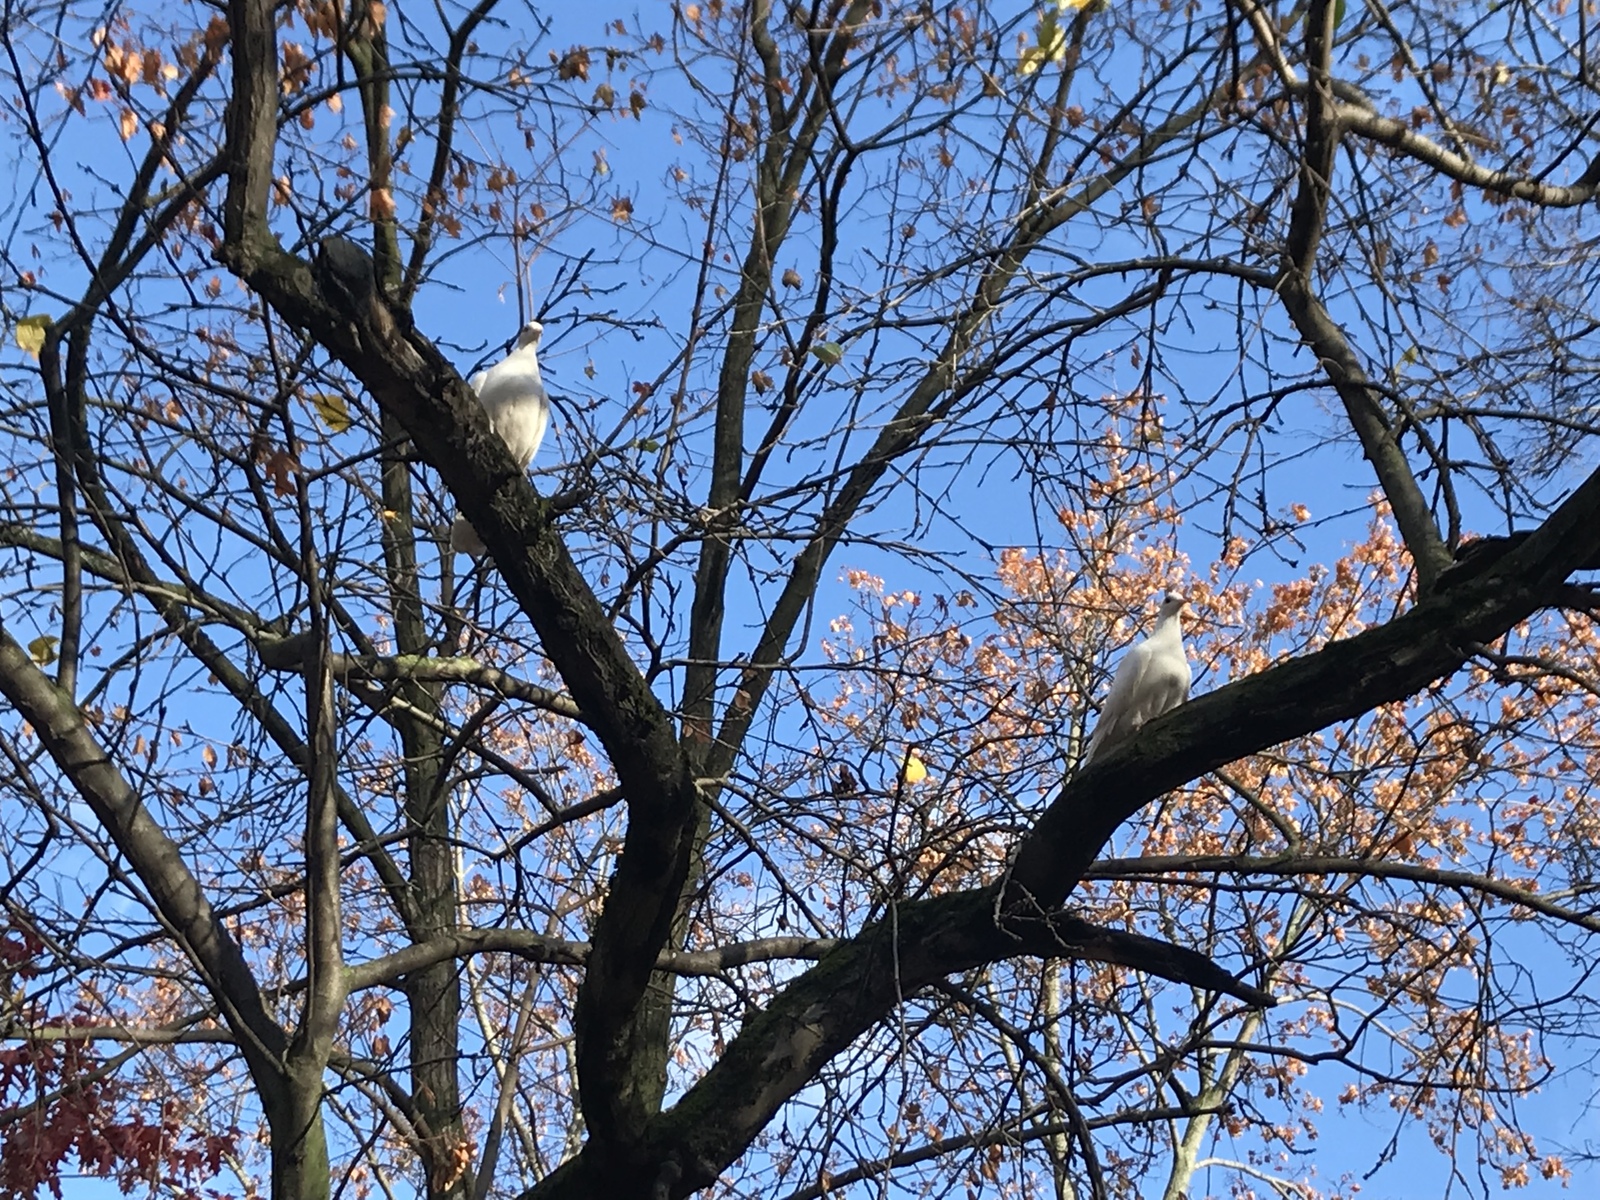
left=450, top=321, right=552, bottom=555
left=1080, top=592, right=1191, bottom=766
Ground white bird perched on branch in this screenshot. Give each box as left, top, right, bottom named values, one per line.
left=1080, top=592, right=1191, bottom=766
left=450, top=321, right=552, bottom=556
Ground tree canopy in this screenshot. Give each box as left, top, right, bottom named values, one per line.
left=1, top=1, right=1599, bottom=1197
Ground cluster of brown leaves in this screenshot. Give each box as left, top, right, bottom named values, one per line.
left=0, top=928, right=240, bottom=1200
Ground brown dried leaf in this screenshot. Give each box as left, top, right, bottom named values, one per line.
left=557, top=46, right=591, bottom=81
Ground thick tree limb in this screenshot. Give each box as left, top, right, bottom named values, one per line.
left=256, top=637, right=585, bottom=722
left=1284, top=0, right=1339, bottom=278
left=1336, top=102, right=1600, bottom=207
left=341, top=933, right=840, bottom=995
left=1433, top=531, right=1600, bottom=593
left=1032, top=916, right=1273, bottom=1008
left=521, top=460, right=1600, bottom=1198
left=220, top=0, right=708, bottom=1149
left=1272, top=0, right=1452, bottom=586
left=335, top=916, right=1265, bottom=1002
left=221, top=0, right=279, bottom=250
left=240, top=148, right=686, bottom=1156
left=0, top=516, right=421, bottom=936
left=1282, top=275, right=1455, bottom=580
left=287, top=571, right=345, bottom=1078
left=0, top=628, right=289, bottom=1080
left=2, top=599, right=334, bottom=1188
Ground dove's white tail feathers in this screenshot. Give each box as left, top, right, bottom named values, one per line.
left=449, top=513, right=487, bottom=556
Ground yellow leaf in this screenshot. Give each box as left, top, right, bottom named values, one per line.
left=308, top=392, right=353, bottom=433
left=901, top=749, right=928, bottom=785
left=28, top=635, right=59, bottom=666
left=1019, top=10, right=1067, bottom=76
left=15, top=314, right=51, bottom=359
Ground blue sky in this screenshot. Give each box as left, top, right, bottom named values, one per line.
left=7, top=0, right=1600, bottom=1196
